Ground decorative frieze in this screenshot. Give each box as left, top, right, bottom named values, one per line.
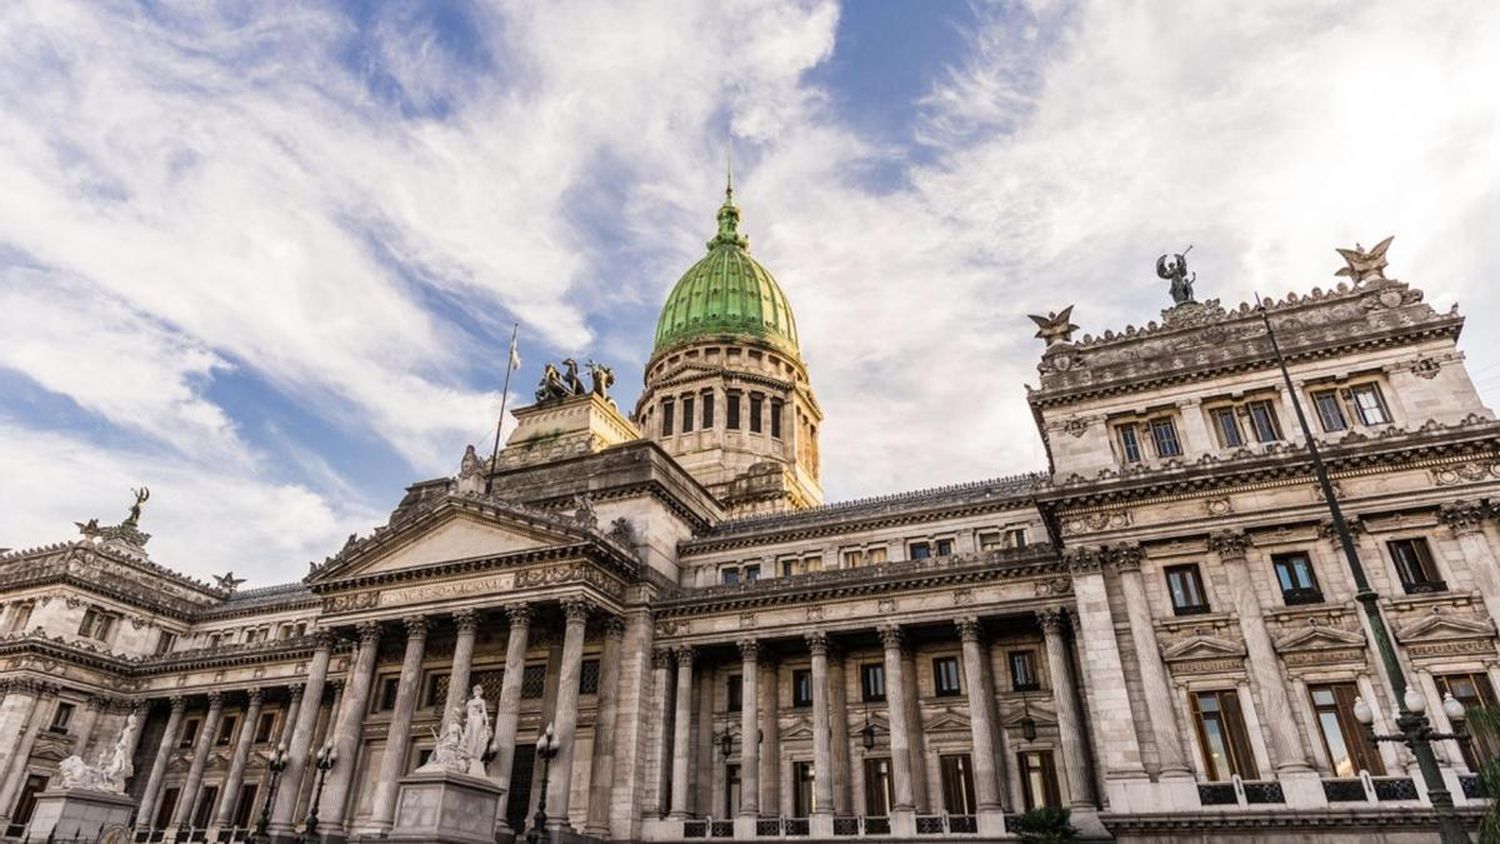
left=1438, top=500, right=1492, bottom=536
left=1060, top=510, right=1132, bottom=537
left=1431, top=461, right=1500, bottom=487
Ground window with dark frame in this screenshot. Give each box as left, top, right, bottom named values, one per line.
left=939, top=754, right=977, bottom=815
left=155, top=631, right=177, bottom=655
left=749, top=393, right=764, bottom=433
left=179, top=717, right=200, bottom=748
left=1350, top=383, right=1392, bottom=425
left=579, top=659, right=600, bottom=695
left=681, top=395, right=695, bottom=432
left=1009, top=650, right=1040, bottom=692
left=1387, top=538, right=1445, bottom=593
left=1307, top=682, right=1384, bottom=777
left=909, top=541, right=932, bottom=560
left=1017, top=751, right=1060, bottom=810
left=701, top=390, right=715, bottom=429
left=1435, top=672, right=1500, bottom=771
left=743, top=564, right=760, bottom=583
left=933, top=656, right=962, bottom=697
left=726, top=390, right=742, bottom=429
left=792, top=668, right=813, bottom=708
left=1117, top=424, right=1143, bottom=463
left=661, top=399, right=675, bottom=436
left=1312, top=389, right=1348, bottom=432
left=1150, top=417, right=1182, bottom=457
left=376, top=676, right=400, bottom=711
left=254, top=712, right=277, bottom=743
left=1190, top=689, right=1259, bottom=781
left=1246, top=399, right=1282, bottom=443
left=792, top=761, right=816, bottom=817
left=725, top=763, right=742, bottom=817
left=1272, top=552, right=1323, bottom=605
left=1164, top=564, right=1210, bottom=615
left=864, top=757, right=894, bottom=816
left=935, top=538, right=954, bottom=557
left=48, top=702, right=74, bottom=734
left=520, top=665, right=547, bottom=699
left=216, top=714, right=239, bottom=746
left=721, top=567, right=740, bottom=586
left=232, top=782, right=259, bottom=828
left=770, top=399, right=783, bottom=438
left=1210, top=407, right=1243, bottom=448
left=860, top=663, right=886, bottom=702
left=728, top=674, right=743, bottom=712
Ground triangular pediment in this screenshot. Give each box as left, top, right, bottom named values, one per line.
left=1161, top=634, right=1247, bottom=662
left=1395, top=612, right=1495, bottom=643
left=1275, top=625, right=1366, bottom=652
left=308, top=496, right=615, bottom=584
left=924, top=710, right=972, bottom=734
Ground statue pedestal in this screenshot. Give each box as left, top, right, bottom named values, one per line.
left=388, top=769, right=503, bottom=844
left=497, top=393, right=640, bottom=470
left=24, top=788, right=135, bottom=841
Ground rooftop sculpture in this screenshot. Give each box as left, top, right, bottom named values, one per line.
left=1157, top=246, right=1196, bottom=305
left=1335, top=235, right=1394, bottom=282
left=1028, top=306, right=1080, bottom=346
left=535, top=358, right=615, bottom=405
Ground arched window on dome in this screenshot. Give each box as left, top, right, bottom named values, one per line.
left=770, top=399, right=784, bottom=439
left=661, top=399, right=675, bottom=437
left=701, top=389, right=715, bottom=429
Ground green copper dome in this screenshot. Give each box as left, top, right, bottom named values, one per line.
left=652, top=186, right=800, bottom=358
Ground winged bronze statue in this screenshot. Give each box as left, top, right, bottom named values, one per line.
left=1335, top=236, right=1393, bottom=282
left=1028, top=306, right=1080, bottom=347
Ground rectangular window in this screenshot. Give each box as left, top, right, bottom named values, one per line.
left=154, top=787, right=180, bottom=831
left=743, top=564, right=761, bottom=583
left=792, top=761, right=816, bottom=817
left=1165, top=564, right=1210, bottom=615
left=1272, top=552, right=1323, bottom=605
left=1350, top=383, right=1392, bottom=425
left=770, top=399, right=784, bottom=438
left=701, top=390, right=715, bottom=429
left=726, top=391, right=742, bottom=429
left=1308, top=683, right=1384, bottom=777
left=727, top=675, right=743, bottom=712
left=49, top=702, right=75, bottom=734
left=864, top=757, right=894, bottom=816
left=909, top=541, right=932, bottom=560
left=866, top=546, right=888, bottom=565
left=1150, top=418, right=1182, bottom=457
left=842, top=549, right=864, bottom=568
left=1191, top=690, right=1259, bottom=781
left=1210, top=407, right=1243, bottom=448
left=935, top=538, right=954, bottom=557
left=425, top=673, right=451, bottom=708
left=721, top=567, right=740, bottom=586
left=254, top=712, right=277, bottom=743
left=179, top=718, right=200, bottom=748
left=792, top=669, right=813, bottom=708
left=977, top=532, right=1001, bottom=552
left=8, top=603, right=32, bottom=634
left=1313, top=389, right=1348, bottom=432
left=1005, top=528, right=1028, bottom=549
left=1117, top=424, right=1143, bottom=463
left=681, top=395, right=695, bottom=432
left=780, top=557, right=796, bottom=578
left=725, top=763, right=742, bottom=818
left=1009, top=650, right=1040, bottom=692
left=10, top=774, right=49, bottom=831
left=1388, top=538, right=1445, bottom=593
left=1017, top=751, right=1060, bottom=810
left=520, top=665, right=547, bottom=699
left=749, top=393, right=764, bottom=433
left=579, top=659, right=600, bottom=695
left=661, top=399, right=675, bottom=436
left=232, top=783, right=259, bottom=828
left=216, top=715, right=238, bottom=746
left=1436, top=672, right=1500, bottom=771
left=192, top=784, right=218, bottom=829
left=933, top=656, right=962, bottom=697
left=1246, top=399, right=1282, bottom=443
left=154, top=631, right=177, bottom=655
left=939, top=754, right=977, bottom=815
left=78, top=607, right=113, bottom=642
left=860, top=663, right=886, bottom=702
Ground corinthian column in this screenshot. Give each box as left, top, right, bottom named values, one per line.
left=737, top=639, right=761, bottom=819
left=491, top=604, right=532, bottom=834
left=957, top=618, right=1005, bottom=835
left=1039, top=610, right=1092, bottom=809
left=584, top=617, right=627, bottom=836
left=1112, top=547, right=1193, bottom=777
left=270, top=631, right=334, bottom=836
left=879, top=625, right=916, bottom=829
left=1210, top=532, right=1311, bottom=773
left=213, top=689, right=263, bottom=829
left=1065, top=549, right=1146, bottom=781
left=138, top=696, right=186, bottom=829
left=808, top=632, right=835, bottom=835
left=668, top=646, right=695, bottom=820
left=548, top=598, right=592, bottom=827
left=172, top=692, right=225, bottom=829
left=362, top=616, right=428, bottom=835
left=70, top=696, right=105, bottom=757
left=1440, top=501, right=1500, bottom=631
left=443, top=609, right=481, bottom=730
left=321, top=622, right=380, bottom=832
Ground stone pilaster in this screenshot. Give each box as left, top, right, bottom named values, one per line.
left=0, top=682, right=52, bottom=825
left=213, top=689, right=263, bottom=829
left=879, top=624, right=916, bottom=836
left=651, top=647, right=674, bottom=818
left=829, top=654, right=853, bottom=815
left=270, top=630, right=334, bottom=836
left=321, top=622, right=379, bottom=833
left=548, top=597, right=591, bottom=827
left=807, top=632, right=834, bottom=833
left=442, top=609, right=481, bottom=731
left=957, top=618, right=1005, bottom=836
left=1440, top=501, right=1500, bottom=634
left=70, top=696, right=105, bottom=757
left=759, top=654, right=780, bottom=815
left=362, top=615, right=428, bottom=836
left=668, top=646, right=695, bottom=820
left=1112, top=548, right=1193, bottom=778
left=172, top=692, right=225, bottom=829
left=491, top=603, right=533, bottom=833
left=1039, top=609, right=1094, bottom=809
left=737, top=639, right=761, bottom=820
left=584, top=616, right=627, bottom=836
left=137, top=696, right=186, bottom=830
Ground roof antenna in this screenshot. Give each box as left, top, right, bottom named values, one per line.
left=725, top=141, right=734, bottom=201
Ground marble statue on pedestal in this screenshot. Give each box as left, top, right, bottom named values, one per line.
left=56, top=712, right=137, bottom=793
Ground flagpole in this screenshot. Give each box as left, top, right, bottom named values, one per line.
left=486, top=323, right=520, bottom=495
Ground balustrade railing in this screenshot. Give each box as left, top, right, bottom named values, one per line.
left=682, top=813, right=976, bottom=838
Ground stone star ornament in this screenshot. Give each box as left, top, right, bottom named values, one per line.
left=214, top=571, right=247, bottom=592
left=1335, top=235, right=1393, bottom=282
left=1029, top=306, right=1080, bottom=346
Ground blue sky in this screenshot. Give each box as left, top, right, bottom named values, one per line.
left=3, top=0, right=1499, bottom=583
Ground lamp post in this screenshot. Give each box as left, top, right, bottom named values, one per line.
left=527, top=723, right=561, bottom=844
left=302, top=740, right=338, bottom=840
left=860, top=718, right=878, bottom=752
left=1018, top=695, right=1038, bottom=743
left=717, top=728, right=735, bottom=760
left=251, top=743, right=289, bottom=842
left=1257, top=300, right=1470, bottom=842
left=1355, top=689, right=1472, bottom=750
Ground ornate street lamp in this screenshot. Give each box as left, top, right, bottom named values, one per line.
left=302, top=740, right=339, bottom=839
left=860, top=718, right=878, bottom=751
left=717, top=728, right=735, bottom=759
left=527, top=723, right=561, bottom=844
left=250, top=742, right=289, bottom=842
left=1257, top=300, right=1469, bottom=843
left=1019, top=695, right=1038, bottom=743
left=1354, top=689, right=1471, bottom=751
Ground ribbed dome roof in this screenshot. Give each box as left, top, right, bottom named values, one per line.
left=652, top=188, right=799, bottom=357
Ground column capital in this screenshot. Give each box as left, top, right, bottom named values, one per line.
left=956, top=617, right=983, bottom=643
left=877, top=624, right=904, bottom=651
left=287, top=683, right=306, bottom=703
left=453, top=608, right=481, bottom=633
left=805, top=631, right=829, bottom=656
left=84, top=694, right=107, bottom=711
left=206, top=691, right=225, bottom=708
left=1105, top=543, right=1144, bottom=573
left=603, top=616, right=628, bottom=640
left=355, top=620, right=381, bottom=645
left=1439, top=500, right=1491, bottom=536
left=1036, top=608, right=1066, bottom=636
left=561, top=597, right=593, bottom=625
left=403, top=615, right=430, bottom=639
left=168, top=695, right=187, bottom=713
left=1062, top=546, right=1104, bottom=574
left=505, top=602, right=534, bottom=629
left=738, top=638, right=762, bottom=661
left=672, top=645, right=696, bottom=668
left=312, top=627, right=337, bottom=649
left=246, top=687, right=265, bottom=707
left=1208, top=530, right=1250, bottom=561
left=1319, top=516, right=1365, bottom=545
left=652, top=647, right=673, bottom=670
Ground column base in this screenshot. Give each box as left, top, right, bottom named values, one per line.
left=1066, top=806, right=1110, bottom=839
left=1277, top=766, right=1329, bottom=809
left=733, top=814, right=758, bottom=838
left=975, top=806, right=1006, bottom=837
left=889, top=807, right=916, bottom=838
left=810, top=812, right=835, bottom=838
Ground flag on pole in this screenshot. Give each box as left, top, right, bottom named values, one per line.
left=508, top=331, right=522, bottom=371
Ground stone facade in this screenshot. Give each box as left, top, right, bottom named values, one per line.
left=1, top=237, right=1497, bottom=842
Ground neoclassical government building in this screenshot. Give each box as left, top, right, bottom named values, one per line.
left=2, top=188, right=1497, bottom=843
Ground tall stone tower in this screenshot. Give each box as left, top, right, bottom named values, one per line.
left=635, top=180, right=823, bottom=515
